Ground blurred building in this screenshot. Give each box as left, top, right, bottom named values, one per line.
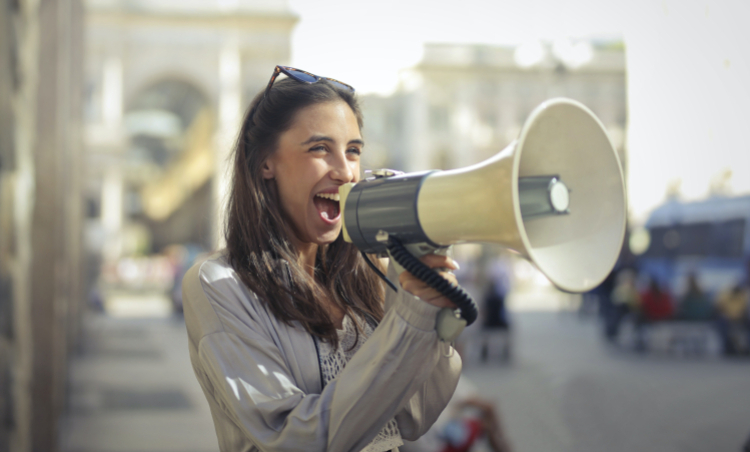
left=361, top=41, right=627, bottom=173
left=83, top=0, right=297, bottom=266
left=1, top=1, right=85, bottom=451
left=1, top=0, right=297, bottom=450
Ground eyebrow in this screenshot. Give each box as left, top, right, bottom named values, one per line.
left=300, top=135, right=365, bottom=146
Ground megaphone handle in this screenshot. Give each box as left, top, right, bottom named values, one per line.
left=385, top=237, right=478, bottom=326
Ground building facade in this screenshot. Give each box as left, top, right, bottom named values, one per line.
left=0, top=1, right=297, bottom=450
left=84, top=0, right=297, bottom=264
left=1, top=1, right=85, bottom=450
left=361, top=41, right=627, bottom=174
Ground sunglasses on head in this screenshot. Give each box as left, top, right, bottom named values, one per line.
left=264, top=65, right=355, bottom=98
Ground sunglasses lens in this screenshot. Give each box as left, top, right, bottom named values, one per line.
left=274, top=67, right=354, bottom=92
left=327, top=80, right=355, bottom=92
left=288, top=69, right=317, bottom=83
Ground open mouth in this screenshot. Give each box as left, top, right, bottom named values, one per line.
left=314, top=192, right=341, bottom=222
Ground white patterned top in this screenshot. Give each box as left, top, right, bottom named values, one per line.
left=318, top=315, right=403, bottom=452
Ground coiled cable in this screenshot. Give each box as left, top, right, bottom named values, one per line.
left=384, top=236, right=478, bottom=326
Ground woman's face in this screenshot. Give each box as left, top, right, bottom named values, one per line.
left=263, top=100, right=362, bottom=248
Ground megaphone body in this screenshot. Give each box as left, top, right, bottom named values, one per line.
left=340, top=98, right=626, bottom=294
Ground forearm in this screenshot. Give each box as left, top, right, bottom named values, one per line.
left=327, top=288, right=450, bottom=450
left=395, top=346, right=461, bottom=440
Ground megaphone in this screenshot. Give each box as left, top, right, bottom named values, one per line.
left=340, top=98, right=626, bottom=330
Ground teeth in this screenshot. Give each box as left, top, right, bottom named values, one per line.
left=316, top=192, right=340, bottom=202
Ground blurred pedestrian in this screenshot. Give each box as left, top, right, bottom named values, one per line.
left=606, top=268, right=639, bottom=341
left=715, top=283, right=749, bottom=355
left=581, top=268, right=616, bottom=318
left=677, top=273, right=713, bottom=321
left=164, top=244, right=189, bottom=314
left=401, top=377, right=512, bottom=452
left=634, top=277, right=674, bottom=351
left=449, top=398, right=512, bottom=452
left=639, top=276, right=675, bottom=321
left=479, top=258, right=512, bottom=362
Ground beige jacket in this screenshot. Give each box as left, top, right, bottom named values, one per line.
left=182, top=253, right=462, bottom=452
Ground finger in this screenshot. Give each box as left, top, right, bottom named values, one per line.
left=400, top=279, right=440, bottom=299
left=438, top=271, right=458, bottom=286
left=398, top=256, right=460, bottom=308
left=418, top=254, right=459, bottom=271
left=400, top=276, right=442, bottom=298
left=426, top=297, right=456, bottom=308
left=399, top=270, right=457, bottom=292
left=399, top=276, right=458, bottom=308
left=405, top=271, right=458, bottom=288
left=409, top=288, right=455, bottom=307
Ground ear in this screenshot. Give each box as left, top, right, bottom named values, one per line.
left=261, top=158, right=275, bottom=180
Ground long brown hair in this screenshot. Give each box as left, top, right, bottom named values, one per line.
left=225, top=77, right=384, bottom=348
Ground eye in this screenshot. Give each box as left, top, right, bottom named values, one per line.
left=309, top=145, right=327, bottom=153
left=347, top=146, right=362, bottom=156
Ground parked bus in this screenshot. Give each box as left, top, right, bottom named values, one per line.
left=635, top=194, right=750, bottom=298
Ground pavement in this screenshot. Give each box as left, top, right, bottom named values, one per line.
left=60, top=312, right=219, bottom=452
left=60, top=302, right=750, bottom=452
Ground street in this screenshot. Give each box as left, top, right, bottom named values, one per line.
left=60, top=305, right=750, bottom=452
left=462, top=312, right=750, bottom=452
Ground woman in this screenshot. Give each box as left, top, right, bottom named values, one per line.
left=182, top=66, right=462, bottom=452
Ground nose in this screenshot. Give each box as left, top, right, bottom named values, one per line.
left=329, top=150, right=356, bottom=183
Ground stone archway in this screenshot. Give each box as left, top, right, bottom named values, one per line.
left=123, top=79, right=215, bottom=253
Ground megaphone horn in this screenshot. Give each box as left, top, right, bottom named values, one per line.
left=340, top=98, right=626, bottom=322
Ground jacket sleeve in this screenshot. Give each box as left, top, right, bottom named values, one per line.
left=383, top=261, right=463, bottom=440
left=185, top=259, right=461, bottom=452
